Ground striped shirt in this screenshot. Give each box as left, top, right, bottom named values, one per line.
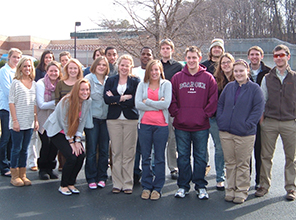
left=9, top=79, right=36, bottom=130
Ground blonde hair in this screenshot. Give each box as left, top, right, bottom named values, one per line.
left=117, top=54, right=134, bottom=75
left=144, top=60, right=165, bottom=83
left=14, top=57, right=35, bottom=80
left=62, top=58, right=83, bottom=81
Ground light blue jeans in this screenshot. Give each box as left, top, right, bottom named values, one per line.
left=209, top=117, right=225, bottom=183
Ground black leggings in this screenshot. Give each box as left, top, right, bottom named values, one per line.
left=38, top=131, right=58, bottom=170
left=50, top=133, right=85, bottom=187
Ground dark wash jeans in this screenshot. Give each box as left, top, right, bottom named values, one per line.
left=0, top=110, right=10, bottom=173
left=138, top=123, right=168, bottom=192
left=84, top=118, right=109, bottom=183
left=175, top=128, right=209, bottom=191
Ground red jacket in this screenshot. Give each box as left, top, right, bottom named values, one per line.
left=169, top=64, right=218, bottom=131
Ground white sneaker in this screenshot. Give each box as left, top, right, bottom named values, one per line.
left=196, top=188, right=209, bottom=200
left=174, top=188, right=189, bottom=198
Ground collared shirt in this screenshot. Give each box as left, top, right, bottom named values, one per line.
left=261, top=68, right=288, bottom=104
left=161, top=59, right=183, bottom=81
left=0, top=63, right=15, bottom=111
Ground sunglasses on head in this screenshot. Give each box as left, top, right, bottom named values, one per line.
left=273, top=53, right=286, bottom=58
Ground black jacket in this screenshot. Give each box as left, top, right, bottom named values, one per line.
left=104, top=74, right=139, bottom=120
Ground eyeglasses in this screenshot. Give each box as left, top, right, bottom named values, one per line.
left=221, top=61, right=231, bottom=66
left=273, top=53, right=286, bottom=58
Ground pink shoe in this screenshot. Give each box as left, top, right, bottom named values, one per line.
left=89, top=182, right=97, bottom=189
left=98, top=181, right=106, bottom=188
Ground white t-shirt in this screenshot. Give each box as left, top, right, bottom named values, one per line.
left=132, top=66, right=145, bottom=82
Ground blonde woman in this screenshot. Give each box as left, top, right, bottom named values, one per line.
left=104, top=54, right=140, bottom=194
left=9, top=57, right=39, bottom=186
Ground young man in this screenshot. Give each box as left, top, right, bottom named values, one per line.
left=105, top=46, right=118, bottom=77
left=201, top=39, right=225, bottom=180
left=201, top=38, right=225, bottom=74
left=132, top=47, right=154, bottom=82
left=160, top=39, right=183, bottom=180
left=247, top=46, right=271, bottom=189
left=169, top=46, right=218, bottom=199
left=0, top=48, right=22, bottom=177
left=255, top=45, right=296, bottom=201
left=132, top=46, right=154, bottom=184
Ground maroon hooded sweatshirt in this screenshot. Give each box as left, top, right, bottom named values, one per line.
left=169, top=64, right=218, bottom=132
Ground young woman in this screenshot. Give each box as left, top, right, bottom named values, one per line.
left=216, top=59, right=264, bottom=204
left=83, top=47, right=105, bottom=76
left=104, top=54, right=140, bottom=194
left=55, top=58, right=83, bottom=171
left=135, top=60, right=172, bottom=200
left=36, top=61, right=62, bottom=180
left=84, top=56, right=110, bottom=189
left=35, top=50, right=55, bottom=82
left=43, top=79, right=92, bottom=195
left=210, top=53, right=235, bottom=190
left=9, top=57, right=39, bottom=187
left=0, top=48, right=22, bottom=177
left=59, top=51, right=72, bottom=69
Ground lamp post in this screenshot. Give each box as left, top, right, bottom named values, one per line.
left=74, top=21, right=81, bottom=58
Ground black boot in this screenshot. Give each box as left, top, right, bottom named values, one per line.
left=39, top=169, right=50, bottom=180
left=46, top=169, right=58, bottom=179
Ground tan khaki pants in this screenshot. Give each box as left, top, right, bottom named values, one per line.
left=220, top=131, right=255, bottom=200
left=167, top=116, right=178, bottom=172
left=107, top=119, right=138, bottom=190
left=260, top=118, right=296, bottom=191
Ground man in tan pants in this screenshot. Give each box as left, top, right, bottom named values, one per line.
left=255, top=44, right=296, bottom=201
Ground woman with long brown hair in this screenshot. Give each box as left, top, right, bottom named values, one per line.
left=55, top=58, right=83, bottom=171
left=43, top=78, right=92, bottom=195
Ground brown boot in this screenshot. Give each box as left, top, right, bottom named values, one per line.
left=10, top=168, right=24, bottom=187
left=19, top=167, right=31, bottom=186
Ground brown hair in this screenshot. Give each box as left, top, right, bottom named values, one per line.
left=144, top=60, right=165, bottom=83
left=159, top=39, right=175, bottom=50
left=90, top=56, right=109, bottom=75
left=59, top=51, right=72, bottom=61
left=46, top=61, right=63, bottom=80
left=214, top=53, right=235, bottom=91
left=247, top=46, right=264, bottom=56
left=273, top=44, right=290, bottom=55
left=64, top=78, right=91, bottom=137
left=184, top=46, right=202, bottom=58
left=92, top=47, right=105, bottom=60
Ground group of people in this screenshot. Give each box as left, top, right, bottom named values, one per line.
left=0, top=37, right=295, bottom=204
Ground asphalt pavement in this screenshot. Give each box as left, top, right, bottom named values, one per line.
left=0, top=137, right=295, bottom=220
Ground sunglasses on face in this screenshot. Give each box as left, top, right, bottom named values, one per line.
left=273, top=53, right=286, bottom=58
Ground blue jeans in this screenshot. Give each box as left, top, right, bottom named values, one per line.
left=134, top=138, right=142, bottom=177
left=0, top=110, right=11, bottom=174
left=209, top=117, right=225, bottom=182
left=84, top=118, right=109, bottom=183
left=10, top=129, right=33, bottom=168
left=138, top=124, right=168, bottom=192
left=175, top=128, right=209, bottom=191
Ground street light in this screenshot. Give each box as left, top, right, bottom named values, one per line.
left=74, top=21, right=81, bottom=58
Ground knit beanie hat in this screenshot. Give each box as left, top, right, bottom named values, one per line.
left=209, top=38, right=225, bottom=52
